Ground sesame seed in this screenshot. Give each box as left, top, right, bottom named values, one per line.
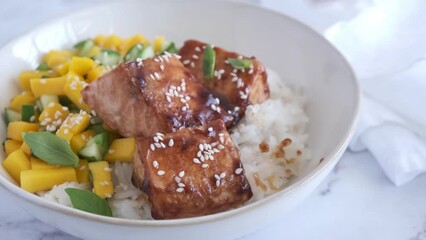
left=235, top=168, right=243, bottom=175
left=154, top=72, right=161, bottom=80
left=105, top=193, right=112, bottom=198
left=168, top=139, right=174, bottom=147
left=215, top=98, right=220, bottom=104
left=48, top=102, right=55, bottom=108
left=178, top=171, right=185, bottom=178
left=160, top=142, right=166, bottom=148
left=178, top=183, right=185, bottom=188
left=182, top=106, right=187, bottom=111
left=29, top=115, right=35, bottom=122
left=176, top=188, right=184, bottom=193
left=40, top=79, right=47, bottom=84
left=157, top=170, right=165, bottom=176
left=183, top=60, right=190, bottom=65
left=193, top=158, right=201, bottom=164
left=150, top=144, right=155, bottom=151
left=216, top=180, right=221, bottom=187
left=160, top=65, right=164, bottom=71
left=208, top=127, right=213, bottom=132
left=64, top=129, right=69, bottom=134
left=79, top=165, right=86, bottom=171
left=199, top=144, right=204, bottom=151
left=192, top=54, right=199, bottom=59
left=202, top=164, right=209, bottom=168
left=195, top=46, right=201, bottom=52
left=175, top=176, right=181, bottom=183
left=154, top=143, right=161, bottom=148
left=154, top=136, right=159, bottom=142
left=220, top=172, right=226, bottom=178
left=211, top=104, right=217, bottom=111
left=153, top=161, right=159, bottom=168
left=166, top=96, right=172, bottom=102
left=190, top=62, right=195, bottom=68
left=104, top=167, right=111, bottom=172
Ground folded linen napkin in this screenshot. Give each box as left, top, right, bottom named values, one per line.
left=262, top=0, right=426, bottom=185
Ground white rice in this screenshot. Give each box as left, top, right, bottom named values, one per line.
left=42, top=68, right=309, bottom=219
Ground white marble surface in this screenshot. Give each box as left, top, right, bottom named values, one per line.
left=1, top=1, right=426, bottom=239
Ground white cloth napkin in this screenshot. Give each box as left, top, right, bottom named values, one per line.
left=263, top=0, right=426, bottom=185
left=323, top=0, right=426, bottom=185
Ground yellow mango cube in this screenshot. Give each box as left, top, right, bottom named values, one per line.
left=9, top=92, right=35, bottom=112
left=7, top=122, right=39, bottom=141
left=93, top=35, right=106, bottom=46
left=57, top=113, right=91, bottom=141
left=20, top=167, right=77, bottom=193
left=70, top=130, right=96, bottom=153
left=69, top=57, right=96, bottom=76
left=153, top=35, right=165, bottom=53
left=56, top=62, right=70, bottom=76
left=4, top=140, right=22, bottom=157
left=103, top=34, right=122, bottom=50
left=18, top=70, right=56, bottom=91
left=89, top=161, right=113, bottom=198
left=75, top=159, right=90, bottom=184
left=38, top=102, right=70, bottom=132
left=121, top=34, right=150, bottom=55
left=104, top=138, right=136, bottom=162
left=44, top=50, right=74, bottom=72
left=86, top=66, right=108, bottom=83
left=2, top=149, right=31, bottom=184
left=30, top=157, right=58, bottom=170
left=30, top=76, right=67, bottom=97
left=20, top=141, right=31, bottom=156
left=63, top=74, right=90, bottom=111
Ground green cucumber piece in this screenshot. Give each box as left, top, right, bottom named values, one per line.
left=36, top=63, right=50, bottom=71
left=94, top=49, right=121, bottom=67
left=74, top=39, right=94, bottom=57
left=140, top=46, right=154, bottom=59
left=88, top=123, right=104, bottom=134
left=21, top=104, right=35, bottom=122
left=163, top=42, right=178, bottom=54
left=124, top=44, right=144, bottom=62
left=203, top=45, right=216, bottom=79
left=4, top=108, right=21, bottom=124
left=78, top=132, right=110, bottom=161
left=40, top=95, right=59, bottom=109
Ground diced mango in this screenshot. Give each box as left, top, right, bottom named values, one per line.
left=4, top=140, right=22, bottom=156
left=93, top=35, right=106, bottom=46
left=75, top=159, right=90, bottom=184
left=63, top=74, right=90, bottom=111
left=121, top=34, right=150, bottom=55
left=30, top=157, right=58, bottom=170
left=104, top=138, right=136, bottom=162
left=7, top=122, right=39, bottom=141
left=86, top=66, right=108, bottom=83
left=89, top=161, right=113, bottom=198
left=20, top=141, right=31, bottom=156
left=70, top=130, right=96, bottom=153
left=44, top=50, right=74, bottom=73
left=103, top=34, right=122, bottom=50
left=57, top=113, right=91, bottom=141
left=18, top=70, right=56, bottom=91
left=38, top=102, right=70, bottom=131
left=30, top=76, right=67, bottom=97
left=9, top=92, right=35, bottom=112
left=68, top=57, right=96, bottom=76
left=153, top=35, right=165, bottom=53
left=20, top=167, right=77, bottom=193
left=56, top=62, right=70, bottom=76
left=2, top=149, right=31, bottom=183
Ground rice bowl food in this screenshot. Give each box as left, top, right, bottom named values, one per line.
left=2, top=34, right=310, bottom=220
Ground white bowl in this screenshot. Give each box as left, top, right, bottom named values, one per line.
left=0, top=1, right=360, bottom=239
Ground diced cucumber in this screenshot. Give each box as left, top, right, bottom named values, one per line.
left=4, top=108, right=21, bottom=124
left=78, top=142, right=103, bottom=162
left=94, top=49, right=121, bottom=67
left=140, top=46, right=154, bottom=59
left=124, top=44, right=144, bottom=62
left=163, top=42, right=179, bottom=54
left=36, top=63, right=50, bottom=71
left=40, top=95, right=59, bottom=109
left=21, top=104, right=35, bottom=122
left=78, top=132, right=110, bottom=161
left=74, top=39, right=95, bottom=57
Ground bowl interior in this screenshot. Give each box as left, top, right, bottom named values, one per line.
left=0, top=0, right=358, bottom=222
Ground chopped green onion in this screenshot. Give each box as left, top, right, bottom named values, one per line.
left=163, top=42, right=179, bottom=54
left=202, top=45, right=216, bottom=79
left=228, top=58, right=252, bottom=70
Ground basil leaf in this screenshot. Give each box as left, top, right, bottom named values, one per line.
left=36, top=63, right=50, bottom=71
left=65, top=188, right=113, bottom=217
left=202, top=45, right=216, bottom=79
left=228, top=58, right=252, bottom=70
left=23, top=132, right=78, bottom=167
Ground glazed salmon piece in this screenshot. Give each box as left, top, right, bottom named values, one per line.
left=132, top=119, right=252, bottom=219
left=179, top=39, right=270, bottom=115
left=82, top=54, right=238, bottom=137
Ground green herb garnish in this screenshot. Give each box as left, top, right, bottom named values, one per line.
left=65, top=188, right=113, bottom=217
left=228, top=58, right=252, bottom=70
left=23, top=132, right=79, bottom=167
left=163, top=42, right=179, bottom=54
left=202, top=45, right=216, bottom=79
left=36, top=63, right=50, bottom=71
